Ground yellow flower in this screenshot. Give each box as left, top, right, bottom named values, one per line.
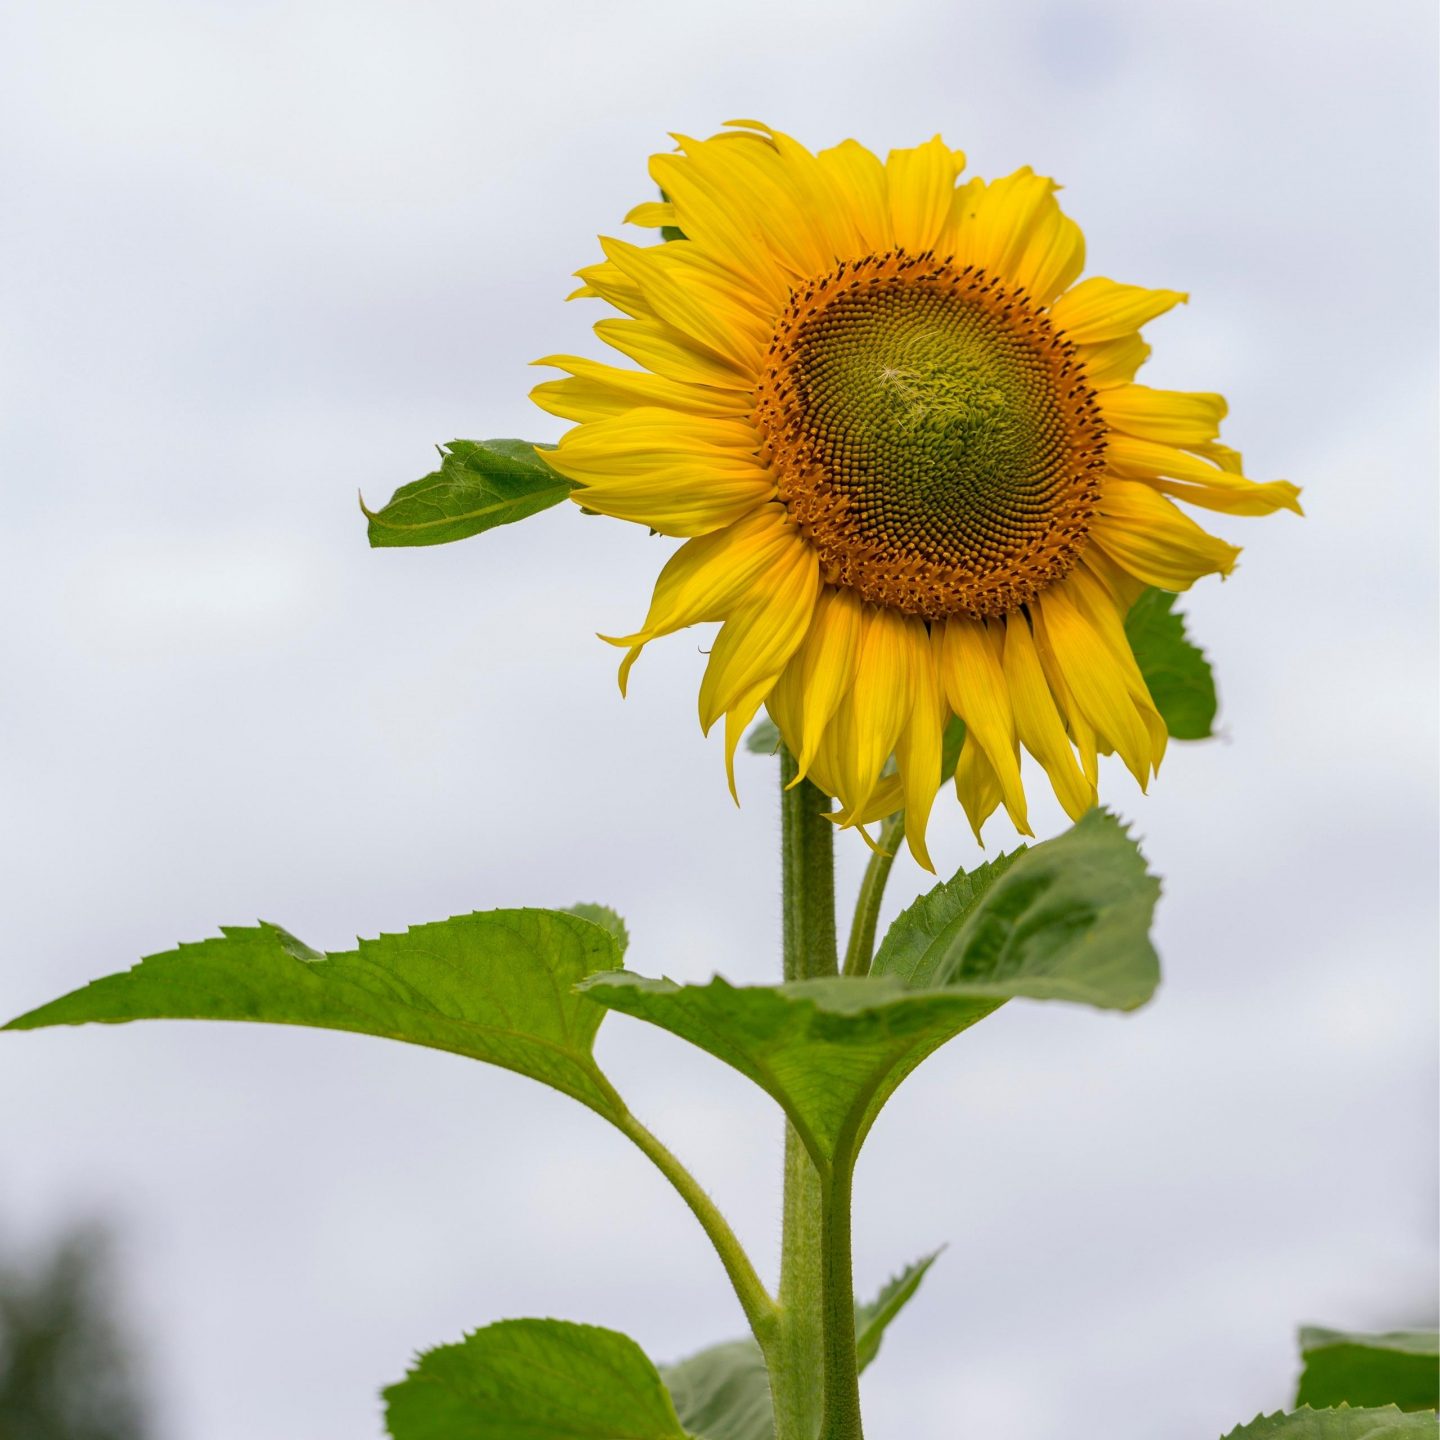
left=533, top=122, right=1300, bottom=869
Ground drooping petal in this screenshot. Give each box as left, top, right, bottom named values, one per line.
left=784, top=586, right=866, bottom=782
left=698, top=533, right=821, bottom=735
left=1092, top=479, right=1241, bottom=590
left=954, top=732, right=1003, bottom=844
left=830, top=605, right=916, bottom=820
left=601, top=504, right=800, bottom=689
left=1002, top=614, right=1096, bottom=820
left=933, top=617, right=1031, bottom=835
left=1032, top=582, right=1154, bottom=787
left=892, top=616, right=945, bottom=871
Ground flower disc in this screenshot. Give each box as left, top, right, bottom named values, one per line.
left=755, top=251, right=1106, bottom=620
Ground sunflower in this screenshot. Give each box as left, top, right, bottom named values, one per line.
left=532, top=121, right=1299, bottom=869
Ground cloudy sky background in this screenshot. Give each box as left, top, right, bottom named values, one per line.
left=1, top=1, right=1435, bottom=1435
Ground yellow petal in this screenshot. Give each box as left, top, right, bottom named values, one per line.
left=1050, top=277, right=1188, bottom=343
left=548, top=409, right=773, bottom=537
left=602, top=503, right=799, bottom=690
left=600, top=237, right=769, bottom=370
left=698, top=532, right=820, bottom=734
left=816, top=139, right=892, bottom=252
left=624, top=201, right=679, bottom=230
left=1099, top=384, right=1228, bottom=445
left=530, top=354, right=750, bottom=423
left=649, top=152, right=791, bottom=308
left=1032, top=583, right=1153, bottom=787
left=892, top=616, right=944, bottom=871
left=679, top=129, right=834, bottom=277
left=1002, top=615, right=1096, bottom=820
left=947, top=166, right=1058, bottom=282
left=594, top=317, right=754, bottom=390
left=830, top=606, right=915, bottom=819
left=1012, top=199, right=1085, bottom=305
left=1092, top=479, right=1241, bottom=590
left=954, top=733, right=1002, bottom=844
left=786, top=586, right=866, bottom=782
left=934, top=617, right=1031, bottom=836
left=1078, top=333, right=1152, bottom=387
left=887, top=135, right=964, bottom=254
left=1106, top=434, right=1304, bottom=516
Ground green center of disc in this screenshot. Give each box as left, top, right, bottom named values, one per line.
left=793, top=280, right=1074, bottom=570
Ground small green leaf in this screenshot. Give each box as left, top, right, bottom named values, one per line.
left=5, top=910, right=625, bottom=1117
left=655, top=1252, right=939, bottom=1440
left=1125, top=587, right=1218, bottom=740
left=854, top=1251, right=942, bottom=1371
left=745, top=719, right=781, bottom=756
left=1297, top=1330, right=1439, bottom=1412
left=1221, top=1406, right=1438, bottom=1438
left=661, top=1339, right=773, bottom=1440
left=384, top=1318, right=694, bottom=1439
left=582, top=812, right=1159, bottom=1166
left=363, top=439, right=572, bottom=548
left=566, top=903, right=630, bottom=958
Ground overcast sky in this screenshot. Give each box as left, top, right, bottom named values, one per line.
left=1, top=1, right=1436, bottom=1437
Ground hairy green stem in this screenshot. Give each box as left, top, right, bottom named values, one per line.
left=603, top=1090, right=778, bottom=1347
left=770, top=750, right=864, bottom=1440
left=841, top=812, right=905, bottom=978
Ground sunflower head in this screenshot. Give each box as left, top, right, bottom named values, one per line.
left=533, top=122, right=1300, bottom=870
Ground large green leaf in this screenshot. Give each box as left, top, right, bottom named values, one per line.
left=661, top=1339, right=772, bottom=1440
left=5, top=909, right=625, bottom=1117
left=1222, top=1406, right=1439, bottom=1438
left=1297, top=1330, right=1440, bottom=1412
left=583, top=812, right=1158, bottom=1166
left=363, top=439, right=572, bottom=548
left=384, top=1319, right=694, bottom=1439
left=1126, top=587, right=1218, bottom=740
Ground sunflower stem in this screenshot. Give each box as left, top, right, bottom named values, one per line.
left=770, top=749, right=864, bottom=1440
left=841, top=811, right=905, bottom=978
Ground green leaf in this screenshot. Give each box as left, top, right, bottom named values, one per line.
left=871, top=808, right=1159, bottom=1003
left=1125, top=587, right=1218, bottom=740
left=654, top=1251, right=939, bottom=1440
left=384, top=1318, right=694, bottom=1439
left=869, top=852, right=1022, bottom=986
left=566, top=903, right=631, bottom=958
left=582, top=812, right=1158, bottom=1166
left=854, top=1251, right=942, bottom=1371
left=5, top=909, right=624, bottom=1117
left=745, top=719, right=781, bottom=756
left=363, top=439, right=572, bottom=548
left=1221, top=1406, right=1438, bottom=1438
left=661, top=1339, right=773, bottom=1440
left=1297, top=1330, right=1439, bottom=1412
